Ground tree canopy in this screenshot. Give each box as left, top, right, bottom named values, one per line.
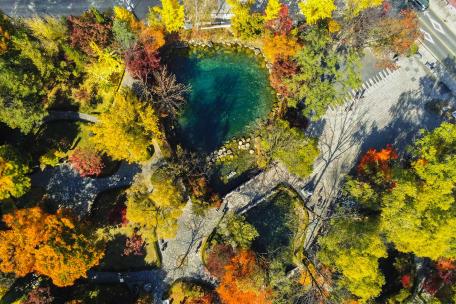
left=89, top=88, right=163, bottom=163
left=0, top=145, right=31, bottom=201
left=0, top=207, right=104, bottom=287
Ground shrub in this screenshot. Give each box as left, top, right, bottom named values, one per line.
left=68, top=147, right=104, bottom=177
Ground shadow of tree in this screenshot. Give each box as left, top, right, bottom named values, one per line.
left=359, top=90, right=441, bottom=155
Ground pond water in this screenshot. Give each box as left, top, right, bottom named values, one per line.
left=167, top=47, right=275, bottom=152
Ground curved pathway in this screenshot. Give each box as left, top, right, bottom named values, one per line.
left=32, top=111, right=162, bottom=216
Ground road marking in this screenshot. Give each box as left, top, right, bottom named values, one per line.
left=430, top=18, right=445, bottom=34
left=420, top=21, right=456, bottom=57
left=420, top=28, right=435, bottom=44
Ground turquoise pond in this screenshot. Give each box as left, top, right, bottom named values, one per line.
left=166, top=48, right=275, bottom=152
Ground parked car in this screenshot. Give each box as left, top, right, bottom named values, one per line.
left=409, top=0, right=430, bottom=11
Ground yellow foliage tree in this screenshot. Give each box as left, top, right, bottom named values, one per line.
left=123, top=170, right=185, bottom=263
left=264, top=0, right=282, bottom=21
left=149, top=0, right=185, bottom=33
left=82, top=42, right=125, bottom=97
left=113, top=5, right=144, bottom=34
left=25, top=16, right=67, bottom=56
left=299, top=0, right=336, bottom=25
left=262, top=33, right=299, bottom=62
left=0, top=207, right=104, bottom=287
left=318, top=217, right=387, bottom=303
left=89, top=88, right=162, bottom=163
left=0, top=145, right=31, bottom=201
left=347, top=0, right=383, bottom=17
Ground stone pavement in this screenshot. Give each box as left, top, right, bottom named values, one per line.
left=304, top=55, right=443, bottom=248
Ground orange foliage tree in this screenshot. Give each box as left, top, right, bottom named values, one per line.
left=0, top=207, right=104, bottom=287
left=357, top=144, right=398, bottom=181
left=216, top=250, right=271, bottom=304
left=263, top=34, right=299, bottom=63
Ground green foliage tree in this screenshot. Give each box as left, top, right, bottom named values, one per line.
left=112, top=19, right=137, bottom=50
left=218, top=213, right=259, bottom=249
left=286, top=27, right=361, bottom=119
left=381, top=123, right=456, bottom=260
left=149, top=0, right=185, bottom=33
left=257, top=120, right=319, bottom=178
left=89, top=88, right=162, bottom=163
left=299, top=0, right=336, bottom=25
left=318, top=217, right=387, bottom=303
left=227, top=0, right=264, bottom=40
left=0, top=145, right=31, bottom=200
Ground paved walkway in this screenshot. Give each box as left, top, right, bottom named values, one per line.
left=31, top=111, right=162, bottom=216
left=304, top=55, right=443, bottom=248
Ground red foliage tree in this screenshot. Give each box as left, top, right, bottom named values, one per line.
left=108, top=203, right=128, bottom=225
left=206, top=244, right=235, bottom=279
left=270, top=58, right=298, bottom=97
left=123, top=232, right=145, bottom=256
left=67, top=9, right=112, bottom=55
left=23, top=287, right=54, bottom=304
left=125, top=43, right=160, bottom=81
left=265, top=5, right=293, bottom=35
left=357, top=144, right=398, bottom=179
left=68, top=147, right=104, bottom=177
left=401, top=274, right=412, bottom=288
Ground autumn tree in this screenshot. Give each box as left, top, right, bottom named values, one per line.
left=25, top=16, right=68, bottom=56
left=227, top=0, right=264, bottom=40
left=67, top=8, right=112, bottom=56
left=125, top=42, right=160, bottom=81
left=148, top=0, right=185, bottom=33
left=149, top=66, right=190, bottom=119
left=112, top=169, right=185, bottom=263
left=206, top=244, right=235, bottom=279
left=265, top=4, right=293, bottom=35
left=257, top=120, right=319, bottom=178
left=346, top=0, right=384, bottom=17
left=299, top=0, right=336, bottom=25
left=80, top=42, right=124, bottom=101
left=269, top=58, right=297, bottom=97
left=345, top=145, right=398, bottom=210
left=23, top=287, right=54, bottom=304
left=264, top=0, right=282, bottom=21
left=318, top=217, right=387, bottom=303
left=380, top=123, right=456, bottom=260
left=0, top=207, right=104, bottom=287
left=216, top=250, right=271, bottom=304
left=263, top=33, right=299, bottom=63
left=370, top=9, right=420, bottom=56
left=0, top=144, right=31, bottom=201
left=218, top=213, right=259, bottom=249
left=68, top=147, right=104, bottom=177
left=0, top=12, right=13, bottom=54
left=168, top=281, right=214, bottom=304
left=89, top=88, right=163, bottom=163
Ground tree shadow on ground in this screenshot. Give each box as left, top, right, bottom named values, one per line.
left=359, top=89, right=441, bottom=156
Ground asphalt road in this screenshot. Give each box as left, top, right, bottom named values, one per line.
left=0, top=0, right=159, bottom=18
left=418, top=7, right=456, bottom=69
